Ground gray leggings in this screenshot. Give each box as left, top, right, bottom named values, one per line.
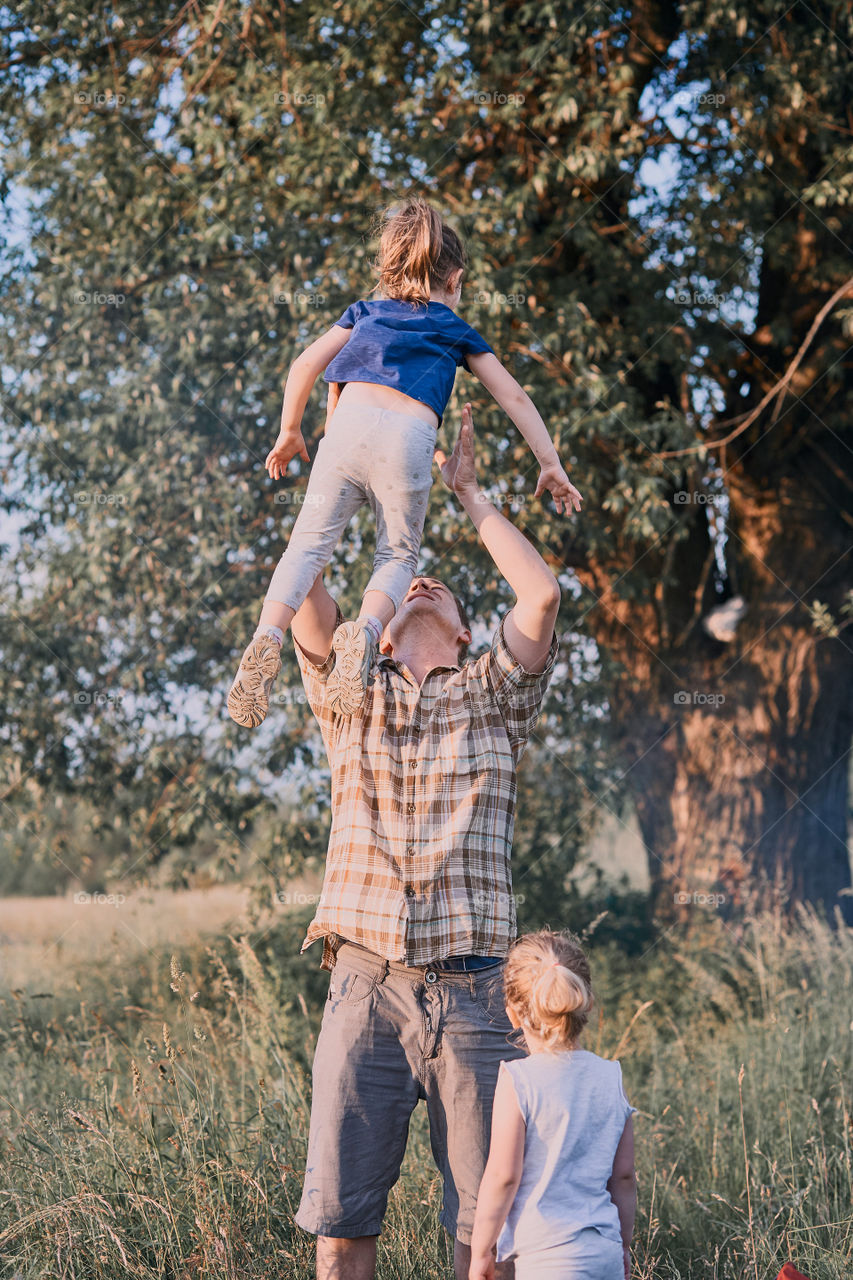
left=264, top=401, right=437, bottom=613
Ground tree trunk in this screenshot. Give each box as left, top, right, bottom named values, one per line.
left=571, top=475, right=853, bottom=925
left=624, top=627, right=853, bottom=925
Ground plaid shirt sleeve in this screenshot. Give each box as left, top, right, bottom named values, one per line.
left=470, top=613, right=559, bottom=757
left=292, top=603, right=345, bottom=741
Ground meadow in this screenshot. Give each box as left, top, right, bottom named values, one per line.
left=1, top=890, right=851, bottom=1279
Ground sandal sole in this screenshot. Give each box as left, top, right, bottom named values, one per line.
left=326, top=622, right=374, bottom=716
left=227, top=636, right=282, bottom=727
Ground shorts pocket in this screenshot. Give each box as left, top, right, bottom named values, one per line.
left=327, top=960, right=381, bottom=1008
left=470, top=965, right=510, bottom=1025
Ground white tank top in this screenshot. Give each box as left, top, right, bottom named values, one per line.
left=496, top=1048, right=637, bottom=1261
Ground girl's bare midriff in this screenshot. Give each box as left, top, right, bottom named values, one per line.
left=337, top=379, right=439, bottom=429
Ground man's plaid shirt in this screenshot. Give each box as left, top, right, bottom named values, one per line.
left=295, top=609, right=558, bottom=970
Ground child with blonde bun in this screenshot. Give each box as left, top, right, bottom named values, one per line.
left=469, top=930, right=637, bottom=1280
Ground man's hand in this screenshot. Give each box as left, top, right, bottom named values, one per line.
left=534, top=461, right=583, bottom=515
left=265, top=430, right=310, bottom=480
left=434, top=402, right=478, bottom=497
left=437, top=400, right=560, bottom=671
left=324, top=381, right=341, bottom=431
left=623, top=1244, right=631, bottom=1279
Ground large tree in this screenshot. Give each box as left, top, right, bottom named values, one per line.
left=1, top=1, right=850, bottom=919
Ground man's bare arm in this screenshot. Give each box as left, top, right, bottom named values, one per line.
left=435, top=404, right=561, bottom=673
left=290, top=572, right=339, bottom=666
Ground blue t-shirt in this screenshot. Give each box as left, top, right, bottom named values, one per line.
left=323, top=297, right=494, bottom=424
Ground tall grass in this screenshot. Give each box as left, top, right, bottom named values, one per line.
left=1, top=907, right=851, bottom=1278
left=597, top=906, right=853, bottom=1279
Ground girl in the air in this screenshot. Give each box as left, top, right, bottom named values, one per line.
left=227, top=198, right=581, bottom=726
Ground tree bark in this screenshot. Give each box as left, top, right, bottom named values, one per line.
left=625, top=626, right=853, bottom=925
left=571, top=473, right=853, bottom=925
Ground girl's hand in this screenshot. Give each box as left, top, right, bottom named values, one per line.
left=265, top=430, right=310, bottom=480
left=468, top=1250, right=496, bottom=1280
left=623, top=1243, right=631, bottom=1279
left=534, top=462, right=583, bottom=515
left=434, top=402, right=478, bottom=498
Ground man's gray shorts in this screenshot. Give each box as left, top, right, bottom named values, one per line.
left=295, top=939, right=526, bottom=1244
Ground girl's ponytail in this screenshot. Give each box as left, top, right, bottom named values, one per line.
left=504, top=930, right=595, bottom=1052
left=373, top=198, right=466, bottom=305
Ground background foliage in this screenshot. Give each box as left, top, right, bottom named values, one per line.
left=1, top=1, right=851, bottom=915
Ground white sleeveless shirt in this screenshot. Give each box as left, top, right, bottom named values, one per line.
left=496, top=1048, right=637, bottom=1261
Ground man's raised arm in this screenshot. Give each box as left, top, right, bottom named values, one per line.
left=290, top=572, right=340, bottom=667
left=434, top=404, right=563, bottom=673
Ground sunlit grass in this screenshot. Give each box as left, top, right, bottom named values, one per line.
left=1, top=904, right=851, bottom=1278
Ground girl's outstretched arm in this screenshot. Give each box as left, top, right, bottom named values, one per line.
left=464, top=350, right=583, bottom=515
left=606, top=1116, right=636, bottom=1279
left=468, top=1066, right=525, bottom=1280
left=265, top=325, right=352, bottom=480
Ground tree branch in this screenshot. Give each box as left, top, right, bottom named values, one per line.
left=655, top=273, right=853, bottom=457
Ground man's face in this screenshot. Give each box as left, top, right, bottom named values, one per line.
left=383, top=576, right=470, bottom=659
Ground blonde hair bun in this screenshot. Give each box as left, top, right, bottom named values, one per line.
left=504, top=929, right=594, bottom=1051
